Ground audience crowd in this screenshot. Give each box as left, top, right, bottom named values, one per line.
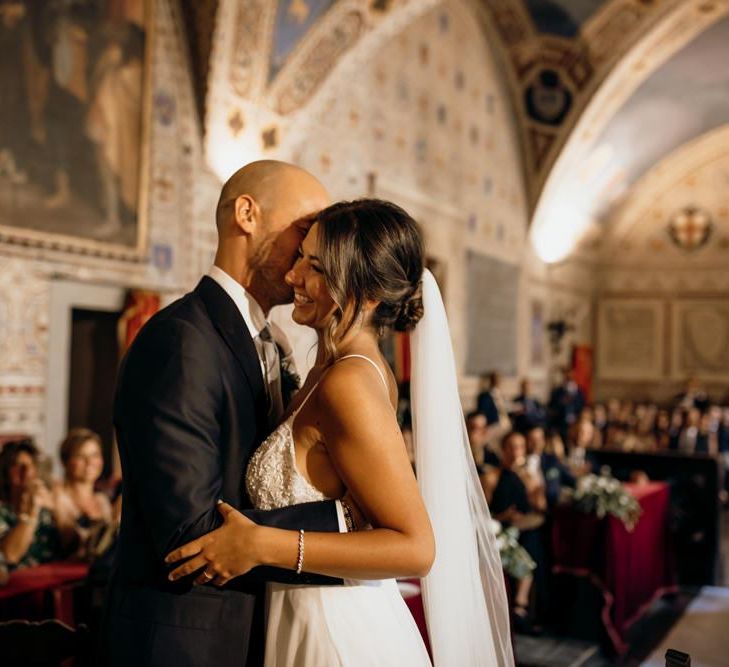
left=0, top=371, right=727, bottom=650
left=0, top=428, right=120, bottom=588
left=468, top=371, right=729, bottom=634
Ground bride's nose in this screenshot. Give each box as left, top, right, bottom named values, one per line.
left=285, top=266, right=300, bottom=286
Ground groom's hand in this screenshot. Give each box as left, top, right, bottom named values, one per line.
left=165, top=501, right=262, bottom=587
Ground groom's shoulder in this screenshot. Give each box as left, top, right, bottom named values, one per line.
left=129, top=290, right=212, bottom=353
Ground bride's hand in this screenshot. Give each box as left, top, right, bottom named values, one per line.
left=165, top=501, right=261, bottom=586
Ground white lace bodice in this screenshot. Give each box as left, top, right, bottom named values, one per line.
left=245, top=354, right=388, bottom=511
left=245, top=415, right=328, bottom=510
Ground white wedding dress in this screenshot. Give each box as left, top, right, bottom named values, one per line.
left=245, top=355, right=432, bottom=667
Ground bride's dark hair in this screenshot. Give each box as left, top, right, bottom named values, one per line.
left=316, top=198, right=424, bottom=360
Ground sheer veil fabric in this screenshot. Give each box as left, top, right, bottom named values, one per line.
left=411, top=270, right=514, bottom=666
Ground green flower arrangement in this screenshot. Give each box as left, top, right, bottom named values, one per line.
left=490, top=520, right=536, bottom=580
left=566, top=468, right=642, bottom=531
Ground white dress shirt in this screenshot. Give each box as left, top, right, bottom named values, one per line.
left=206, top=266, right=347, bottom=532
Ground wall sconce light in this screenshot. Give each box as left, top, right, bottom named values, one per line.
left=546, top=318, right=574, bottom=356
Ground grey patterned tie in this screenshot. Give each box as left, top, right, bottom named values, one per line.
left=257, top=324, right=284, bottom=428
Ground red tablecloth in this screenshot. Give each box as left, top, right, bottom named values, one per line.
left=551, top=481, right=675, bottom=653
left=0, top=562, right=89, bottom=624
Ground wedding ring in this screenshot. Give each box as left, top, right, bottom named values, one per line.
left=202, top=569, right=214, bottom=581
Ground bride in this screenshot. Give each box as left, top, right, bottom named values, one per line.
left=166, top=199, right=513, bottom=666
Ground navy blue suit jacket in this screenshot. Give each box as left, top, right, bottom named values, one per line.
left=102, top=277, right=340, bottom=667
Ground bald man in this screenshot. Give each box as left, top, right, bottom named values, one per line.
left=102, top=162, right=343, bottom=667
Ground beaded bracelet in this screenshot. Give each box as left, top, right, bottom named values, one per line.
left=296, top=529, right=305, bottom=574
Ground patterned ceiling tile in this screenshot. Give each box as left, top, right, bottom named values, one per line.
left=524, top=0, right=607, bottom=38
left=269, top=0, right=339, bottom=80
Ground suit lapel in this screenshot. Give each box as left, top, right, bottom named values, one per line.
left=195, top=276, right=267, bottom=421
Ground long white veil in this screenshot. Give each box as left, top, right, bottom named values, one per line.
left=410, top=269, right=514, bottom=666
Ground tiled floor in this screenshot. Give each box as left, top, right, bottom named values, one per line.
left=515, top=510, right=729, bottom=666
left=640, top=587, right=729, bottom=667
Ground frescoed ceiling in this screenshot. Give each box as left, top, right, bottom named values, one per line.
left=523, top=0, right=608, bottom=37
left=478, top=0, right=699, bottom=208
left=593, top=16, right=729, bottom=206
left=185, top=0, right=729, bottom=240
left=179, top=0, right=341, bottom=121
left=529, top=7, right=729, bottom=263
left=269, top=0, right=340, bottom=80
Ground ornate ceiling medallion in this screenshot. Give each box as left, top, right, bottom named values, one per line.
left=667, top=205, right=713, bottom=251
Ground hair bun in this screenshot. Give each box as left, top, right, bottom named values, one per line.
left=393, top=280, right=424, bottom=332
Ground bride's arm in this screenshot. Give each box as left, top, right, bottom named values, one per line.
left=166, top=363, right=435, bottom=584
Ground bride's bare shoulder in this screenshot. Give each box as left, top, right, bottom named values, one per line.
left=316, top=358, right=391, bottom=419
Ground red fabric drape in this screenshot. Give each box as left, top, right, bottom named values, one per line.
left=393, top=333, right=411, bottom=382
left=571, top=344, right=593, bottom=404
left=117, top=289, right=160, bottom=355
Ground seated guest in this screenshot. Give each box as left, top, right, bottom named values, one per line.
left=678, top=407, right=708, bottom=454
left=606, top=398, right=621, bottom=427
left=526, top=427, right=575, bottom=508
left=53, top=428, right=114, bottom=560
left=512, top=378, right=546, bottom=433
left=674, top=375, right=710, bottom=412
left=719, top=408, right=729, bottom=503
left=546, top=431, right=567, bottom=461
left=705, top=406, right=722, bottom=454
left=548, top=368, right=585, bottom=445
left=476, top=371, right=511, bottom=445
left=466, top=411, right=499, bottom=468
left=0, top=439, right=63, bottom=570
left=634, top=404, right=658, bottom=445
left=486, top=432, right=546, bottom=631
left=668, top=408, right=685, bottom=450
left=593, top=403, right=608, bottom=443
left=654, top=410, right=672, bottom=450
left=629, top=470, right=650, bottom=485
left=572, top=414, right=599, bottom=450
left=719, top=407, right=729, bottom=453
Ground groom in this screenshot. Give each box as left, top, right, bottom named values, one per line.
left=101, top=161, right=345, bottom=667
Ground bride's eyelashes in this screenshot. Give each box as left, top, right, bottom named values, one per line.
left=296, top=246, right=324, bottom=274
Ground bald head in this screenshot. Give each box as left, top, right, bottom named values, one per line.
left=213, top=160, right=330, bottom=313
left=216, top=160, right=328, bottom=231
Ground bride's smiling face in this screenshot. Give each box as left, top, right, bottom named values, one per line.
left=285, top=223, right=338, bottom=330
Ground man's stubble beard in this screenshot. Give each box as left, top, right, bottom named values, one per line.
left=247, top=223, right=294, bottom=309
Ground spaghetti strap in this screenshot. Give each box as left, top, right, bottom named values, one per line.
left=290, top=381, right=320, bottom=418
left=290, top=354, right=388, bottom=420
left=337, top=354, right=389, bottom=391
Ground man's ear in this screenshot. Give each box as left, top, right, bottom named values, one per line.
left=233, top=194, right=258, bottom=234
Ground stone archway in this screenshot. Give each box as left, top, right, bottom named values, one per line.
left=530, top=0, right=729, bottom=263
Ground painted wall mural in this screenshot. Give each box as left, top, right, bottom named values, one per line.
left=597, top=299, right=664, bottom=380
left=480, top=0, right=707, bottom=206
left=270, top=0, right=339, bottom=80
left=0, top=0, right=152, bottom=258
left=0, top=0, right=206, bottom=455
left=673, top=300, right=729, bottom=379
left=524, top=0, right=607, bottom=38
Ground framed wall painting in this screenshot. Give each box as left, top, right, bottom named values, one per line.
left=0, top=0, right=153, bottom=260
left=671, top=300, right=729, bottom=381
left=597, top=298, right=664, bottom=380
